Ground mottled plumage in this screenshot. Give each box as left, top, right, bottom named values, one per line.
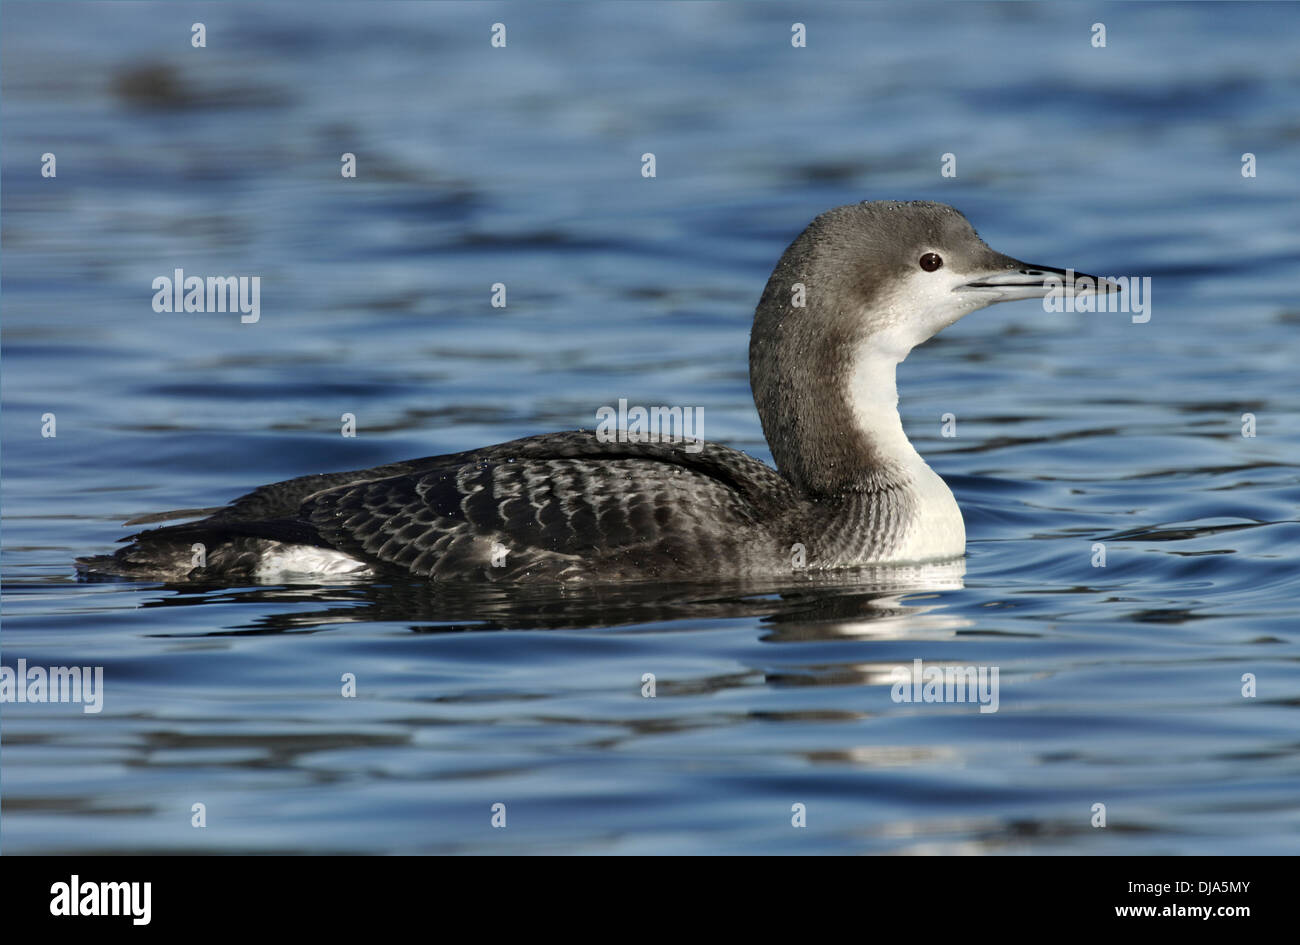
left=79, top=432, right=910, bottom=581
left=79, top=201, right=1115, bottom=583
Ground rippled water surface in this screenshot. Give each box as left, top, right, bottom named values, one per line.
left=3, top=2, right=1299, bottom=854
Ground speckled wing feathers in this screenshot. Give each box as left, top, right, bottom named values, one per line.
left=79, top=430, right=934, bottom=581
left=301, top=433, right=800, bottom=580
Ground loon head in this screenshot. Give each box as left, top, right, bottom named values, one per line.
left=749, top=200, right=1119, bottom=494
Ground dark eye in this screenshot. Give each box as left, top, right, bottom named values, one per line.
left=919, top=253, right=943, bottom=272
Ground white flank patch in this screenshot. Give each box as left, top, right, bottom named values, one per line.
left=254, top=545, right=372, bottom=580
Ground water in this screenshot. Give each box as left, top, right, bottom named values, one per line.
left=3, top=2, right=1298, bottom=854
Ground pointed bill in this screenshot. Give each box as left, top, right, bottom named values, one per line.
left=956, top=263, right=1123, bottom=303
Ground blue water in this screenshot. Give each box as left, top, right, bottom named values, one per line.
left=3, top=2, right=1298, bottom=854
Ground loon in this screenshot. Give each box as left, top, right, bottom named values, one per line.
left=77, top=201, right=1117, bottom=584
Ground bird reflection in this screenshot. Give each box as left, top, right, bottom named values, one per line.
left=135, top=559, right=968, bottom=638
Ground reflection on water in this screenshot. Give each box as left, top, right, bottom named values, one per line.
left=119, top=561, right=968, bottom=637
left=3, top=2, right=1299, bottom=854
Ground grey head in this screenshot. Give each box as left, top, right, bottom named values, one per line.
left=749, top=200, right=1118, bottom=495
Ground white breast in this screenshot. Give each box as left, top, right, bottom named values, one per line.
left=886, top=460, right=965, bottom=561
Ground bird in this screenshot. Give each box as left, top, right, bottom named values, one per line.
left=77, top=200, right=1117, bottom=583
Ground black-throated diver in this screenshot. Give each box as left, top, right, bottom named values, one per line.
left=78, top=201, right=1117, bottom=583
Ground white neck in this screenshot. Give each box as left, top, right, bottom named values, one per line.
left=847, top=346, right=923, bottom=473
left=847, top=341, right=966, bottom=561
